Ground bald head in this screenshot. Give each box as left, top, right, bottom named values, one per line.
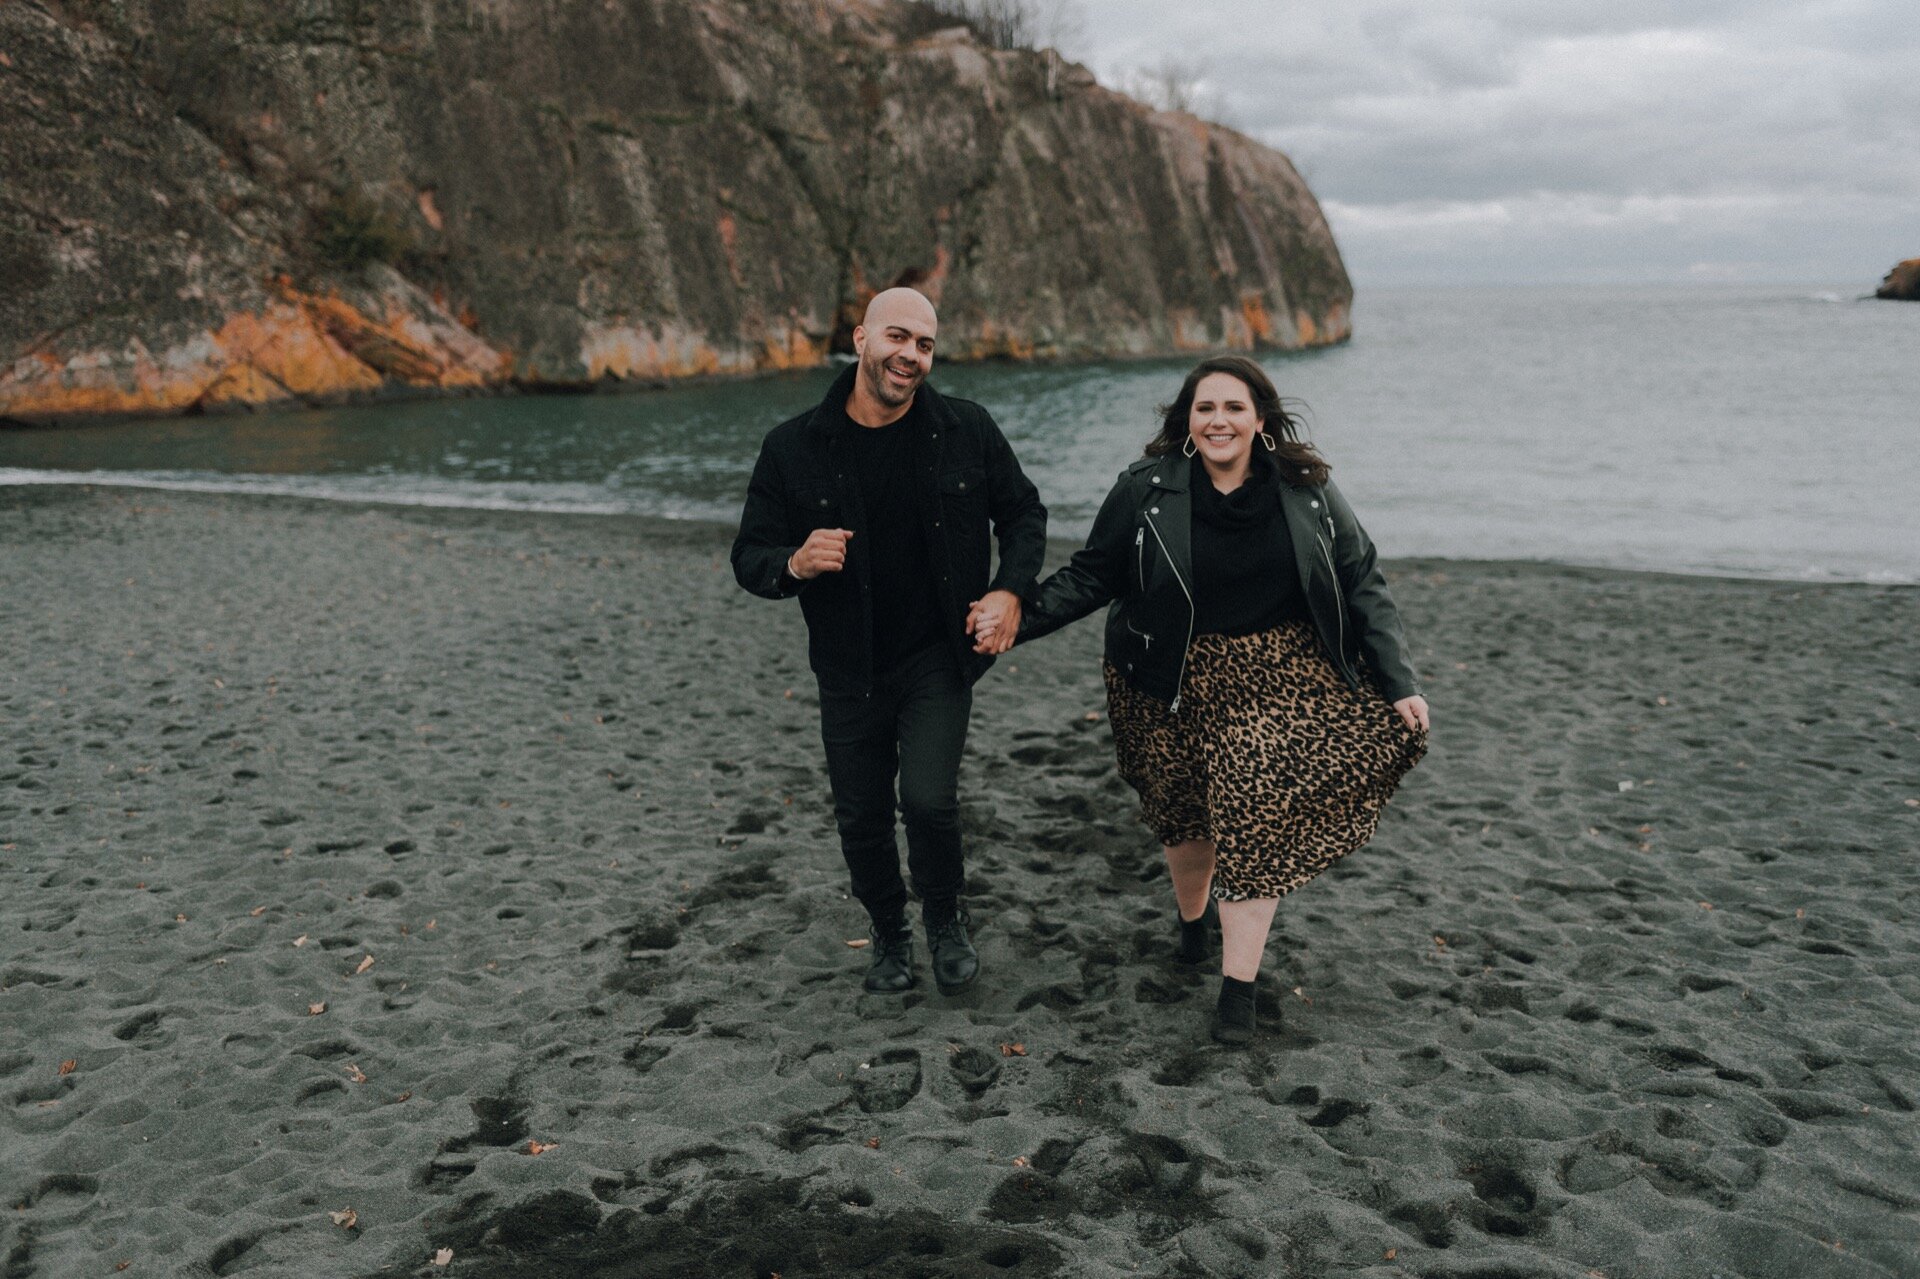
left=849, top=287, right=938, bottom=423
left=863, top=286, right=937, bottom=332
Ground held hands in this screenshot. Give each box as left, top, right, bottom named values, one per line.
left=1392, top=695, right=1431, bottom=733
left=787, top=528, right=853, bottom=580
left=966, top=590, right=1023, bottom=655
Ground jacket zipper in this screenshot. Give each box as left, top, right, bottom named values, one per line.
left=1123, top=531, right=1156, bottom=648
left=1318, top=516, right=1352, bottom=687
left=1143, top=510, right=1195, bottom=710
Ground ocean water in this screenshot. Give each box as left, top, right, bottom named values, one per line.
left=4, top=285, right=1917, bottom=583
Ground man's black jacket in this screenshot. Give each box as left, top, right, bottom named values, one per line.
left=731, top=363, right=1047, bottom=692
left=1019, top=451, right=1422, bottom=708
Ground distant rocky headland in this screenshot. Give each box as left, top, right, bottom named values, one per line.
left=1875, top=259, right=1920, bottom=301
left=0, top=0, right=1351, bottom=425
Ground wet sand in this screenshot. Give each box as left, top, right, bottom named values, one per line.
left=2, top=485, right=1916, bottom=1279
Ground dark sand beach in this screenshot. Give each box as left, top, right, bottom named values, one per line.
left=3, top=485, right=1916, bottom=1278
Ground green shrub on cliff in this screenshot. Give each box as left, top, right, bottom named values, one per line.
left=310, top=188, right=414, bottom=270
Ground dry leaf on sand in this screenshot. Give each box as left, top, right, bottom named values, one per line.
left=845, top=938, right=869, bottom=949
left=353, top=954, right=375, bottom=975
left=344, top=1063, right=367, bottom=1083
left=58, top=1059, right=77, bottom=1076
left=308, top=1002, right=327, bottom=1016
left=329, top=1208, right=357, bottom=1228
left=432, top=1248, right=454, bottom=1266
left=527, top=1140, right=556, bottom=1155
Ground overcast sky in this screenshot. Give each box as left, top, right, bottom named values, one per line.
left=1070, top=0, right=1918, bottom=287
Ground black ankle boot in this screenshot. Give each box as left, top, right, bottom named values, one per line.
left=862, top=916, right=915, bottom=993
left=1176, top=901, right=1216, bottom=965
left=1212, top=975, right=1257, bottom=1045
left=924, top=906, right=979, bottom=995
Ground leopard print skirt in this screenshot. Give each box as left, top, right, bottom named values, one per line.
left=1103, top=620, right=1427, bottom=901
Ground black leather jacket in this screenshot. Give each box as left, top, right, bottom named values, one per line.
left=731, top=363, right=1047, bottom=692
left=1020, top=452, right=1421, bottom=707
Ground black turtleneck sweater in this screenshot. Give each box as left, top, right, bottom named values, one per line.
left=1190, top=453, right=1308, bottom=637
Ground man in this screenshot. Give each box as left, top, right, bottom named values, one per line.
left=731, top=287, right=1045, bottom=994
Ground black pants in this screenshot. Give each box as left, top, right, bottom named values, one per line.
left=818, top=645, right=972, bottom=924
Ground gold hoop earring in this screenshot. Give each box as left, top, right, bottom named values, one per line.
left=1181, top=435, right=1197, bottom=458
left=1259, top=431, right=1277, bottom=452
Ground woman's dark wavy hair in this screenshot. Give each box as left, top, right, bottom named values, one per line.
left=1145, top=354, right=1330, bottom=487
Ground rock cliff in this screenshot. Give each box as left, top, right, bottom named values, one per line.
left=0, top=0, right=1352, bottom=424
left=1874, top=259, right=1920, bottom=301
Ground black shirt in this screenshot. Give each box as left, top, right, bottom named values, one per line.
left=836, top=398, right=942, bottom=672
left=1191, top=452, right=1307, bottom=636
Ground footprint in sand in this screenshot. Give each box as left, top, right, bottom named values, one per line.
left=111, top=1008, right=165, bottom=1042
left=985, top=1167, right=1078, bottom=1222
left=209, top=1233, right=266, bottom=1276
left=1386, top=1199, right=1455, bottom=1248
left=851, top=1049, right=922, bottom=1113
left=1151, top=1053, right=1209, bottom=1088
left=947, top=1046, right=1001, bottom=1097
left=1014, top=983, right=1084, bottom=1012
left=1301, top=1098, right=1369, bottom=1128
left=690, top=863, right=783, bottom=906
left=625, top=905, right=682, bottom=953
left=1396, top=1045, right=1450, bottom=1087
left=20, top=1173, right=98, bottom=1212
left=295, top=1078, right=347, bottom=1106
left=1463, top=1160, right=1554, bottom=1238
left=1134, top=975, right=1190, bottom=1005
left=1086, top=1133, right=1207, bottom=1218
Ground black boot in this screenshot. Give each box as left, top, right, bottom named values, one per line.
left=862, top=916, right=915, bottom=993
left=1212, top=975, right=1257, bottom=1045
left=924, top=904, right=979, bottom=995
left=1176, top=900, right=1217, bottom=965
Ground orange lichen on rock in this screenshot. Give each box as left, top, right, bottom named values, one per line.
left=582, top=322, right=725, bottom=380
left=0, top=301, right=378, bottom=420
left=1168, top=310, right=1212, bottom=352
left=583, top=319, right=827, bottom=382
left=1300, top=301, right=1350, bottom=347
left=0, top=284, right=509, bottom=422
left=961, top=319, right=1036, bottom=361
left=277, top=283, right=505, bottom=388
left=758, top=325, right=827, bottom=372
left=1240, top=294, right=1275, bottom=345
left=214, top=302, right=385, bottom=399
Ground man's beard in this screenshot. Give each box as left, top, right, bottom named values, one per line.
left=862, top=350, right=921, bottom=407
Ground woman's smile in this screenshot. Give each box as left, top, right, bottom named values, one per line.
left=1188, top=371, right=1263, bottom=477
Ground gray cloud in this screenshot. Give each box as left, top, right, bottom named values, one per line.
left=1073, top=0, right=1920, bottom=284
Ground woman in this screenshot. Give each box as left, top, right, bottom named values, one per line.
left=972, top=355, right=1429, bottom=1044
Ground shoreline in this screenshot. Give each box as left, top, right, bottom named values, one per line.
left=4, top=481, right=1913, bottom=590
left=4, top=486, right=1916, bottom=1278
left=0, top=336, right=1356, bottom=433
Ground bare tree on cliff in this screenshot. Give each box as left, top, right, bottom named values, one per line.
left=1113, top=58, right=1212, bottom=117
left=917, top=0, right=1083, bottom=53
